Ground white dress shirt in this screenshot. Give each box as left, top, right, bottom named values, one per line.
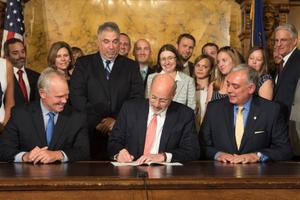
left=147, top=106, right=172, bottom=162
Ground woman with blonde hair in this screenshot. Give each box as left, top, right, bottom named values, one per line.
left=207, top=46, right=242, bottom=102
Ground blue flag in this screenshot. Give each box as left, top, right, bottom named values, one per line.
left=250, top=0, right=266, bottom=48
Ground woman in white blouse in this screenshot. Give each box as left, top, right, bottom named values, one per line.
left=146, top=44, right=196, bottom=111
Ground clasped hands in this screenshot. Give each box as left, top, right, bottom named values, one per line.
left=116, top=148, right=165, bottom=165
left=22, top=146, right=63, bottom=164
left=216, top=152, right=259, bottom=164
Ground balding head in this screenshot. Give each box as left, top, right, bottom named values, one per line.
left=149, top=74, right=176, bottom=114
left=133, top=39, right=152, bottom=66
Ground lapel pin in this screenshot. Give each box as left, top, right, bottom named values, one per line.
left=254, top=116, right=257, bottom=120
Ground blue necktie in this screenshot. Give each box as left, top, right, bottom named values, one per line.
left=105, top=60, right=111, bottom=80
left=46, top=112, right=55, bottom=145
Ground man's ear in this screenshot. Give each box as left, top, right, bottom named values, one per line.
left=249, top=83, right=256, bottom=94
left=39, top=89, right=46, bottom=99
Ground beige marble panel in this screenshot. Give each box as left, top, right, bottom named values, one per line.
left=24, top=0, right=241, bottom=72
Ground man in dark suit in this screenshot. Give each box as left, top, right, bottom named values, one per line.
left=0, top=68, right=89, bottom=163
left=4, top=38, right=40, bottom=106
left=176, top=33, right=196, bottom=77
left=70, top=22, right=144, bottom=160
left=108, top=74, right=200, bottom=164
left=133, top=39, right=156, bottom=87
left=273, top=23, right=300, bottom=121
left=200, top=65, right=292, bottom=163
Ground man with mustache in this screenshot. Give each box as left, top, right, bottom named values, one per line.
left=4, top=38, right=40, bottom=106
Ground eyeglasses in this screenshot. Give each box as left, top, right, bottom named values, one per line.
left=160, top=56, right=176, bottom=63
left=149, top=95, right=170, bottom=104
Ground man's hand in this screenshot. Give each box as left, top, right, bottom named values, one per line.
left=231, top=153, right=260, bottom=164
left=33, top=149, right=63, bottom=164
left=216, top=152, right=235, bottom=163
left=96, top=117, right=116, bottom=135
left=22, top=146, right=63, bottom=164
left=22, top=146, right=48, bottom=163
left=116, top=148, right=134, bottom=163
left=136, top=153, right=165, bottom=165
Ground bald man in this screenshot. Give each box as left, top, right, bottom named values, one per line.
left=108, top=74, right=200, bottom=164
left=133, top=39, right=155, bottom=86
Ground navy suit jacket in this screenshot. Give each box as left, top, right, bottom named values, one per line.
left=273, top=48, right=300, bottom=120
left=14, top=68, right=40, bottom=106
left=70, top=53, right=144, bottom=128
left=200, top=96, right=292, bottom=161
left=108, top=99, right=200, bottom=162
left=0, top=101, right=90, bottom=162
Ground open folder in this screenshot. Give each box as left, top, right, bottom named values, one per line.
left=111, top=161, right=183, bottom=166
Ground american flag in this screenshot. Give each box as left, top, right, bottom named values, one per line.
left=1, top=0, right=25, bottom=57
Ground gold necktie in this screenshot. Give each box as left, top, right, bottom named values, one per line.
left=235, top=106, right=244, bottom=150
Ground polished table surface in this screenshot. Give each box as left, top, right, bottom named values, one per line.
left=1, top=161, right=300, bottom=199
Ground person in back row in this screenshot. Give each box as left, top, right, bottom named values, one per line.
left=146, top=44, right=196, bottom=111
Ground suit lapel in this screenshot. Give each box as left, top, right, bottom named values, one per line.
left=31, top=102, right=47, bottom=146
left=224, top=100, right=237, bottom=151
left=49, top=108, right=69, bottom=149
left=158, top=102, right=176, bottom=152
left=175, top=72, right=185, bottom=97
left=274, top=48, right=299, bottom=94
left=239, top=97, right=260, bottom=151
left=138, top=101, right=149, bottom=154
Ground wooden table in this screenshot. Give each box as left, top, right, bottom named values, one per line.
left=0, top=161, right=300, bottom=199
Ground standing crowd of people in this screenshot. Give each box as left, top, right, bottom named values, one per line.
left=0, top=21, right=299, bottom=165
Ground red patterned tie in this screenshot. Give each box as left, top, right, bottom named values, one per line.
left=17, top=70, right=28, bottom=102
left=143, top=114, right=157, bottom=155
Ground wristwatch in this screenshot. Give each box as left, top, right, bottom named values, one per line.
left=257, top=152, right=268, bottom=162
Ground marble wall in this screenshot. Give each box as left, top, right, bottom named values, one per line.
left=24, top=0, right=241, bottom=72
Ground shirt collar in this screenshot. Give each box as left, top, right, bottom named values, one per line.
left=233, top=96, right=252, bottom=111
left=13, top=66, right=25, bottom=73
left=283, top=47, right=296, bottom=65
left=40, top=100, right=58, bottom=116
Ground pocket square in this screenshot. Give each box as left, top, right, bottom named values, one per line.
left=254, top=131, right=264, bottom=134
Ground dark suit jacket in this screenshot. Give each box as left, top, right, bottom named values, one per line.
left=70, top=53, right=144, bottom=128
left=70, top=53, right=144, bottom=160
left=0, top=101, right=90, bottom=162
left=14, top=68, right=40, bottom=106
left=187, top=61, right=194, bottom=77
left=108, top=99, right=200, bottom=162
left=144, top=66, right=156, bottom=88
left=200, top=96, right=292, bottom=161
left=273, top=48, right=300, bottom=120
